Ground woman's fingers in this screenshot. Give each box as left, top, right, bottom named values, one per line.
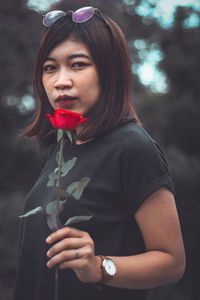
left=46, top=226, right=84, bottom=244
left=47, top=248, right=82, bottom=268
left=47, top=244, right=93, bottom=268
left=47, top=237, right=84, bottom=258
left=46, top=230, right=101, bottom=283
left=46, top=227, right=95, bottom=270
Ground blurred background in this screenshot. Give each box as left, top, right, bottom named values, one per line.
left=0, top=0, right=200, bottom=299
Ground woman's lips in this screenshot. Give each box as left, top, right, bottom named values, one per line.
left=57, top=99, right=75, bottom=106
left=55, top=97, right=77, bottom=107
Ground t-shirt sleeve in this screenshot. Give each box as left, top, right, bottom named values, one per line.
left=120, top=128, right=174, bottom=215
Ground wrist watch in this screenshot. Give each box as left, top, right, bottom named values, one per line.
left=96, top=255, right=117, bottom=286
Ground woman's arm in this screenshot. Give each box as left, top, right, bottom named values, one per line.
left=105, top=187, right=186, bottom=289
left=46, top=187, right=185, bottom=289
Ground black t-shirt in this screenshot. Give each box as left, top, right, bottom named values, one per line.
left=13, top=122, right=174, bottom=300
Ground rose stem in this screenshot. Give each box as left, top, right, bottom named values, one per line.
left=55, top=129, right=64, bottom=300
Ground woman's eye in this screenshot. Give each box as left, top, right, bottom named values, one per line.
left=43, top=65, right=56, bottom=72
left=72, top=62, right=88, bottom=68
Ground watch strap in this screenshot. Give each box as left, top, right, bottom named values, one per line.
left=94, top=255, right=115, bottom=289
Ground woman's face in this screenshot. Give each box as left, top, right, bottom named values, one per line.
left=42, top=38, right=100, bottom=115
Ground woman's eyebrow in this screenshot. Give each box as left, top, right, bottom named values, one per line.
left=43, top=57, right=56, bottom=63
left=68, top=53, right=91, bottom=60
left=43, top=53, right=91, bottom=63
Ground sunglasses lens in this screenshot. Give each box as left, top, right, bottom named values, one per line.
left=73, top=6, right=95, bottom=23
left=43, top=10, right=66, bottom=27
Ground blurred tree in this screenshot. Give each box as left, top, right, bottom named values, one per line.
left=0, top=1, right=47, bottom=299
left=159, top=7, right=200, bottom=157
left=0, top=0, right=46, bottom=196
left=0, top=0, right=199, bottom=299
left=135, top=6, right=200, bottom=300
left=159, top=7, right=200, bottom=300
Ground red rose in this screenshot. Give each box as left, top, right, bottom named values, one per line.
left=46, top=109, right=88, bottom=130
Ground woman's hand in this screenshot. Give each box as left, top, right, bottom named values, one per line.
left=46, top=227, right=102, bottom=283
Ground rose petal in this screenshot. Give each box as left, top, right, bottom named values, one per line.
left=46, top=109, right=88, bottom=130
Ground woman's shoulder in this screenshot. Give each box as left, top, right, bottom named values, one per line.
left=107, top=121, right=158, bottom=152
left=104, top=121, right=169, bottom=170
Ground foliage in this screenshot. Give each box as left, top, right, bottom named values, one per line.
left=0, top=0, right=200, bottom=299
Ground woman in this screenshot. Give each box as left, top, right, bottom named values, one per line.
left=13, top=6, right=185, bottom=300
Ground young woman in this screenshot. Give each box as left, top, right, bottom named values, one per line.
left=13, top=6, right=185, bottom=300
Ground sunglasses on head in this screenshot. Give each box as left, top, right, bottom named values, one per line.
left=43, top=6, right=103, bottom=27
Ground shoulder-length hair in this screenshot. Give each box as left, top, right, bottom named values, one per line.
left=23, top=9, right=141, bottom=146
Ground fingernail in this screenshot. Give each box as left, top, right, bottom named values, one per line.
left=46, top=236, right=52, bottom=243
left=47, top=251, right=51, bottom=257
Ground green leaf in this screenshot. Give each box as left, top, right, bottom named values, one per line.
left=47, top=172, right=57, bottom=187
left=57, top=129, right=63, bottom=143
left=72, top=177, right=90, bottom=200
left=19, top=206, right=44, bottom=218
left=64, top=215, right=93, bottom=226
left=56, top=151, right=61, bottom=165
left=61, top=157, right=77, bottom=177
left=46, top=200, right=66, bottom=216
left=65, top=130, right=73, bottom=144
left=66, top=181, right=80, bottom=195
left=47, top=215, right=62, bottom=231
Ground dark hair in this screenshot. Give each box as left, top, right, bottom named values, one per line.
left=23, top=10, right=141, bottom=146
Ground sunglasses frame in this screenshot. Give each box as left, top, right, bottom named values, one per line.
left=43, top=6, right=100, bottom=27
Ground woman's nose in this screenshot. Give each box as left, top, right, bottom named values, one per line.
left=54, top=69, right=73, bottom=89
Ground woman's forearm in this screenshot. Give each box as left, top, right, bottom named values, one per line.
left=102, top=251, right=185, bottom=289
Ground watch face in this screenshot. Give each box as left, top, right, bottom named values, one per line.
left=103, top=258, right=117, bottom=276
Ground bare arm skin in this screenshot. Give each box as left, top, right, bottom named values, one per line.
left=46, top=187, right=186, bottom=289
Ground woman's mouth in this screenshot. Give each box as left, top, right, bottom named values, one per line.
left=57, top=99, right=75, bottom=106
left=55, top=96, right=77, bottom=107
